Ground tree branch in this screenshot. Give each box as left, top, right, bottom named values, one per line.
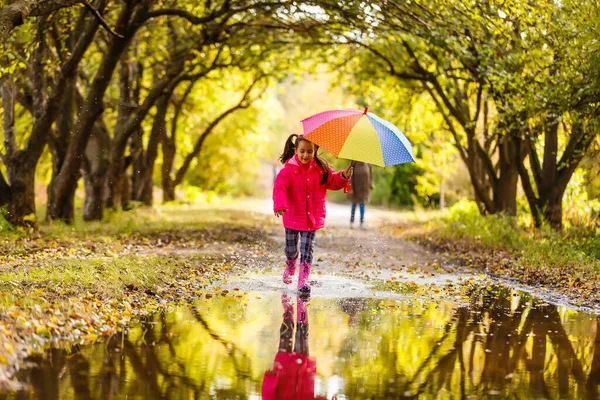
left=82, top=0, right=124, bottom=38
left=174, top=75, right=265, bottom=186
left=0, top=0, right=83, bottom=42
left=525, top=135, right=543, bottom=189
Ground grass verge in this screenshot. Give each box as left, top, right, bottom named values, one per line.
left=394, top=200, right=600, bottom=307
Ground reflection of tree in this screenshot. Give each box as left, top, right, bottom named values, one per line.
left=188, top=303, right=253, bottom=378
left=587, top=319, right=600, bottom=398
left=397, top=289, right=588, bottom=397
left=3, top=291, right=600, bottom=399
left=337, top=287, right=599, bottom=399
left=3, top=304, right=260, bottom=399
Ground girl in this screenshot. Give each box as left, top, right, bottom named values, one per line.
left=273, top=134, right=353, bottom=292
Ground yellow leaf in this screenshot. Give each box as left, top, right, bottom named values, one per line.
left=3, top=343, right=14, bottom=356
left=84, top=333, right=97, bottom=342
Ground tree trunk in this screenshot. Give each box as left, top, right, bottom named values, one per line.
left=129, top=127, right=144, bottom=204
left=104, top=49, right=137, bottom=209
left=161, top=136, right=176, bottom=202
left=161, top=81, right=195, bottom=203
left=105, top=59, right=184, bottom=209
left=82, top=123, right=110, bottom=221
left=516, top=119, right=595, bottom=230
left=5, top=155, right=37, bottom=227
left=46, top=77, right=75, bottom=221
left=439, top=176, right=445, bottom=210
left=1, top=77, right=16, bottom=208
left=48, top=2, right=141, bottom=222
left=136, top=94, right=170, bottom=205
left=0, top=172, right=10, bottom=206
left=4, top=2, right=103, bottom=226
left=543, top=190, right=564, bottom=230
left=493, top=138, right=519, bottom=216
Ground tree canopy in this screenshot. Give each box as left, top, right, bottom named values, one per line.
left=0, top=0, right=598, bottom=230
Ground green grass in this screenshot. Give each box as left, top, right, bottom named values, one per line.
left=412, top=200, right=600, bottom=303
left=0, top=255, right=186, bottom=310
left=437, top=200, right=600, bottom=264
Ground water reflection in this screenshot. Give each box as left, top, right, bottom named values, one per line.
left=1, top=285, right=600, bottom=399
left=262, top=294, right=318, bottom=399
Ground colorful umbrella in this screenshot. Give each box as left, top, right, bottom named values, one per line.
left=301, top=107, right=415, bottom=167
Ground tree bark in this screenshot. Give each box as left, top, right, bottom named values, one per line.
left=46, top=74, right=75, bottom=222
left=516, top=118, right=596, bottom=229
left=82, top=121, right=110, bottom=221
left=1, top=78, right=15, bottom=207
left=161, top=130, right=176, bottom=202
left=160, top=81, right=195, bottom=203
left=0, top=0, right=82, bottom=42
left=105, top=60, right=185, bottom=209
left=5, top=154, right=37, bottom=227
left=136, top=94, right=171, bottom=205
left=104, top=48, right=137, bottom=209
left=493, top=137, right=519, bottom=216
left=0, top=172, right=10, bottom=206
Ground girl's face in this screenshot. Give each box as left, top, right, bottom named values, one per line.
left=296, top=140, right=315, bottom=164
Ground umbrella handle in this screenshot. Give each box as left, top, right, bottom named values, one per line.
left=344, top=162, right=353, bottom=194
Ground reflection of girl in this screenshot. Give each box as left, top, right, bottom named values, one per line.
left=262, top=294, right=325, bottom=400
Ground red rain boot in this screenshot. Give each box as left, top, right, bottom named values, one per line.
left=297, top=262, right=312, bottom=293
left=283, top=257, right=297, bottom=284
left=296, top=295, right=308, bottom=324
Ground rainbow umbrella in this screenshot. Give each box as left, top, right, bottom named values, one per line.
left=301, top=107, right=415, bottom=167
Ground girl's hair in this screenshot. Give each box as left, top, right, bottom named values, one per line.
left=280, top=133, right=329, bottom=184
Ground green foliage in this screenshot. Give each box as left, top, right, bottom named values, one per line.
left=0, top=208, right=13, bottom=233
left=439, top=200, right=600, bottom=269
left=441, top=200, right=521, bottom=249
left=370, top=162, right=424, bottom=208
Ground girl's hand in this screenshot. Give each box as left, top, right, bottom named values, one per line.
left=274, top=209, right=286, bottom=217
left=342, top=165, right=353, bottom=180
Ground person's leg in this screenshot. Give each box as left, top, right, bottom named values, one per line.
left=359, top=203, right=366, bottom=229
left=350, top=203, right=357, bottom=227
left=297, top=230, right=316, bottom=292
left=283, top=228, right=299, bottom=284
left=279, top=294, right=294, bottom=352
left=294, top=295, right=310, bottom=354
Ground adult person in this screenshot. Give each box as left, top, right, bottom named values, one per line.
left=348, top=161, right=373, bottom=230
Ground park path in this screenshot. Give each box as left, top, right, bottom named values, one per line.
left=212, top=198, right=470, bottom=301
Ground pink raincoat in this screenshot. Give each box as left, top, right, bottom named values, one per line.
left=273, top=155, right=348, bottom=231
left=262, top=352, right=317, bottom=400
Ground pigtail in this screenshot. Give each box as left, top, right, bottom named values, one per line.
left=313, top=146, right=330, bottom=185
left=279, top=133, right=298, bottom=164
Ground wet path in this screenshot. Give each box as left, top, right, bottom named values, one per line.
left=2, top=201, right=600, bottom=399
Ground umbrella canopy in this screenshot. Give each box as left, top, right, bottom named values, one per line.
left=301, top=107, right=415, bottom=167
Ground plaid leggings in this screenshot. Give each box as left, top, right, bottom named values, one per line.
left=285, top=228, right=316, bottom=264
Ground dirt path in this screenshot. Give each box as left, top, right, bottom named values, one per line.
left=202, top=199, right=473, bottom=301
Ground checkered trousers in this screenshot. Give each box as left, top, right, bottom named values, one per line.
left=284, top=228, right=316, bottom=264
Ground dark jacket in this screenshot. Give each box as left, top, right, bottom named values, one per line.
left=348, top=162, right=373, bottom=204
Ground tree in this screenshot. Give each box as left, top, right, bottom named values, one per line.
left=1, top=1, right=106, bottom=226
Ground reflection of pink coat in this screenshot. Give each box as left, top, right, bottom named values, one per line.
left=262, top=352, right=317, bottom=400
left=273, top=155, right=348, bottom=231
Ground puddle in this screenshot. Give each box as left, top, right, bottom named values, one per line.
left=1, top=285, right=599, bottom=399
